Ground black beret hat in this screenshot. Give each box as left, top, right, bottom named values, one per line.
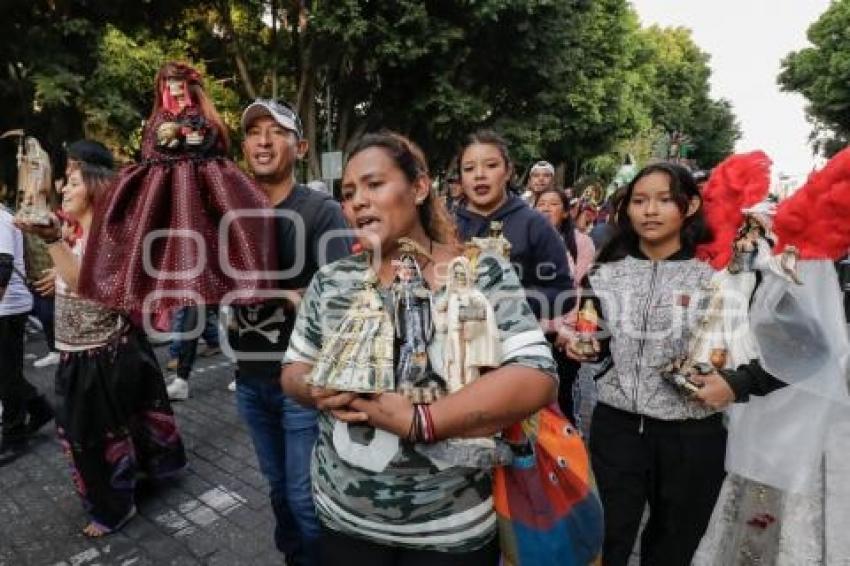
left=66, top=139, right=114, bottom=170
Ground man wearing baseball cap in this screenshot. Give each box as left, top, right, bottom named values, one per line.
left=523, top=160, right=556, bottom=204
left=230, top=99, right=350, bottom=565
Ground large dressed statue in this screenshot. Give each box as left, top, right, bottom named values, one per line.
left=76, top=62, right=276, bottom=315
left=689, top=149, right=850, bottom=565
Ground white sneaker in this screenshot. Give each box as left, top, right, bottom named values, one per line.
left=227, top=380, right=236, bottom=392
left=33, top=351, right=60, bottom=368
left=166, top=377, right=189, bottom=401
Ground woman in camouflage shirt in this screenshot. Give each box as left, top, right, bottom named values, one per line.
left=282, top=132, right=557, bottom=565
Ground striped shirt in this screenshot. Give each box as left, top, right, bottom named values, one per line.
left=284, top=252, right=556, bottom=552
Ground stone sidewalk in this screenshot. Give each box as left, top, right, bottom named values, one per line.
left=0, top=328, right=283, bottom=566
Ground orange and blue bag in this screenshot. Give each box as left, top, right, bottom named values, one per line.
left=494, top=405, right=604, bottom=565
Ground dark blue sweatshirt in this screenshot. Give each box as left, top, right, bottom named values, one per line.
left=455, top=194, right=575, bottom=320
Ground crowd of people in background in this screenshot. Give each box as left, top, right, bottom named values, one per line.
left=1, top=68, right=849, bottom=566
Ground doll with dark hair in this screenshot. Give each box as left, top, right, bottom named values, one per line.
left=78, top=62, right=276, bottom=315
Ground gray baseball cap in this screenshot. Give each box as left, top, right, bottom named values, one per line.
left=241, top=99, right=303, bottom=139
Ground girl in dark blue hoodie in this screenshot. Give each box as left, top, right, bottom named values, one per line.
left=454, top=130, right=575, bottom=340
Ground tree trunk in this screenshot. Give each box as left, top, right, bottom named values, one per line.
left=337, top=92, right=353, bottom=151
left=295, top=34, right=321, bottom=180
left=217, top=0, right=257, bottom=99
left=555, top=161, right=567, bottom=189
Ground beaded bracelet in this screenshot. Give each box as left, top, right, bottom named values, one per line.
left=420, top=404, right=436, bottom=444
left=407, top=403, right=437, bottom=444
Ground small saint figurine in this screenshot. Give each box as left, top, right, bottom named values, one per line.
left=14, top=137, right=53, bottom=226
left=308, top=274, right=395, bottom=393
left=574, top=299, right=598, bottom=357
left=76, top=61, right=277, bottom=315
left=660, top=277, right=731, bottom=396
left=470, top=220, right=511, bottom=260
left=391, top=243, right=446, bottom=403
left=437, top=256, right=500, bottom=393
left=728, top=215, right=767, bottom=274
left=418, top=254, right=509, bottom=469
left=730, top=203, right=803, bottom=285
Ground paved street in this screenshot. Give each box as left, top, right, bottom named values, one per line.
left=1, top=326, right=283, bottom=566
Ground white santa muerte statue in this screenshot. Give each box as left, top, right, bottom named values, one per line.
left=436, top=255, right=501, bottom=393
left=685, top=150, right=850, bottom=565
left=4, top=132, right=54, bottom=226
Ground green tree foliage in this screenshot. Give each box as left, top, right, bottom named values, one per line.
left=779, top=0, right=850, bottom=156
left=0, top=0, right=187, bottom=190
left=287, top=0, right=652, bottom=179
left=81, top=27, right=241, bottom=159
left=1, top=0, right=741, bottom=194
left=630, top=25, right=741, bottom=169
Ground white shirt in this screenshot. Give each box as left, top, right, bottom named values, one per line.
left=0, top=208, right=33, bottom=316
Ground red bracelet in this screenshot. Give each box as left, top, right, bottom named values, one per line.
left=420, top=404, right=436, bottom=444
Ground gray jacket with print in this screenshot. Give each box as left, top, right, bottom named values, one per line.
left=588, top=255, right=718, bottom=421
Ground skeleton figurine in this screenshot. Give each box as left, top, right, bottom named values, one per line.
left=731, top=202, right=802, bottom=285
left=14, top=136, right=53, bottom=226
left=154, top=74, right=207, bottom=151
left=471, top=221, right=511, bottom=260
left=392, top=240, right=446, bottom=403
left=418, top=255, right=509, bottom=469
left=436, top=256, right=500, bottom=393
left=308, top=273, right=395, bottom=393
left=660, top=281, right=722, bottom=396
left=776, top=245, right=802, bottom=285
left=728, top=215, right=766, bottom=274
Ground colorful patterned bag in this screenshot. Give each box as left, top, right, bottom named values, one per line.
left=494, top=406, right=604, bottom=566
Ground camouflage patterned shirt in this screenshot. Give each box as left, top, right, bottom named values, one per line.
left=284, top=252, right=556, bottom=552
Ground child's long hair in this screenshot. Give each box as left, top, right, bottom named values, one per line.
left=597, top=162, right=712, bottom=263
left=148, top=62, right=230, bottom=152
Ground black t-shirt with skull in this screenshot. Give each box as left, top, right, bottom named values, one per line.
left=234, top=185, right=351, bottom=380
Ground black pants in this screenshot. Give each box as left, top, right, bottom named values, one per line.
left=0, top=313, right=39, bottom=439
left=552, top=343, right=580, bottom=424
left=320, top=528, right=500, bottom=566
left=844, top=289, right=849, bottom=323
left=31, top=293, right=56, bottom=351
left=176, top=306, right=199, bottom=380
left=546, top=333, right=580, bottom=424
left=589, top=403, right=726, bottom=566
left=175, top=306, right=219, bottom=379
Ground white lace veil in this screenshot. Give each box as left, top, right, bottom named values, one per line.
left=725, top=260, right=850, bottom=493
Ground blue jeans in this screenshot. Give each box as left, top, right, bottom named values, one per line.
left=236, top=378, right=320, bottom=565
left=168, top=307, right=220, bottom=359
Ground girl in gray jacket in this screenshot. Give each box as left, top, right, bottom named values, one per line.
left=564, top=162, right=780, bottom=566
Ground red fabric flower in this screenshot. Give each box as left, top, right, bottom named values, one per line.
left=696, top=151, right=772, bottom=269
left=774, top=147, right=850, bottom=260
